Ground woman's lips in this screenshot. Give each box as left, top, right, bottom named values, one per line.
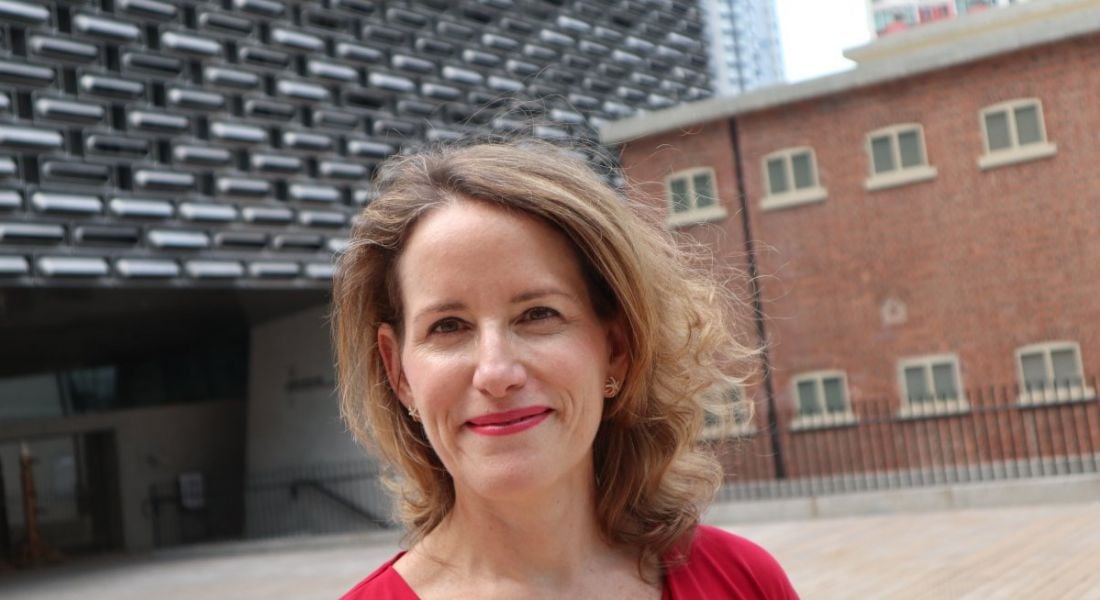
left=466, top=406, right=552, bottom=436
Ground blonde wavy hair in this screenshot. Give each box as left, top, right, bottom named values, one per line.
left=333, top=138, right=754, bottom=569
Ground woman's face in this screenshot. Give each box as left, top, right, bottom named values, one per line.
left=378, top=199, right=628, bottom=501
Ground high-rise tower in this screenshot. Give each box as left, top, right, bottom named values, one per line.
left=703, top=0, right=785, bottom=96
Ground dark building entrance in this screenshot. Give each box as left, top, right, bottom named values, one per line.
left=0, top=429, right=123, bottom=559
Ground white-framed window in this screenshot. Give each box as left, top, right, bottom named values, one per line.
left=897, top=353, right=968, bottom=417
left=664, top=167, right=726, bottom=227
left=700, top=384, right=755, bottom=440
left=1016, top=341, right=1095, bottom=406
left=760, top=147, right=827, bottom=211
left=864, top=124, right=938, bottom=191
left=790, top=370, right=856, bottom=430
left=978, top=98, right=1057, bottom=170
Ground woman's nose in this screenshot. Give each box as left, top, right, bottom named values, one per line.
left=471, top=329, right=526, bottom=398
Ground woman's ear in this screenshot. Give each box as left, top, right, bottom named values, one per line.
left=605, top=314, right=631, bottom=384
left=377, top=323, right=413, bottom=408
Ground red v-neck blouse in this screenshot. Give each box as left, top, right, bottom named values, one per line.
left=341, top=525, right=799, bottom=599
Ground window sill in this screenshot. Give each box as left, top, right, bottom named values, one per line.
left=760, top=186, right=828, bottom=212
left=700, top=424, right=757, bottom=440
left=864, top=165, right=938, bottom=192
left=790, top=412, right=858, bottom=431
left=667, top=205, right=727, bottom=228
left=978, top=142, right=1057, bottom=171
left=1016, top=387, right=1096, bottom=408
left=897, top=399, right=970, bottom=420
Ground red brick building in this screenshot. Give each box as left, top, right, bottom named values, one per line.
left=603, top=1, right=1100, bottom=486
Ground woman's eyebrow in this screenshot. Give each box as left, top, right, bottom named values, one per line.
left=412, top=288, right=577, bottom=321
left=412, top=300, right=465, bottom=321
left=510, top=288, right=576, bottom=304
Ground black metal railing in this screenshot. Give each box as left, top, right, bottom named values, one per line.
left=717, top=376, right=1100, bottom=501
left=145, top=461, right=394, bottom=548
left=288, top=477, right=391, bottom=528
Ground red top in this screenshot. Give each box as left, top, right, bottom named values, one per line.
left=341, top=525, right=798, bottom=599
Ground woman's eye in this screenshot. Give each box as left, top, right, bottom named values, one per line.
left=525, top=306, right=559, bottom=321
left=429, top=318, right=463, bottom=334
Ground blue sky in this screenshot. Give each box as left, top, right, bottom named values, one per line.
left=776, top=0, right=873, bottom=82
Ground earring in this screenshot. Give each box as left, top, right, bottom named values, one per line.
left=408, top=405, right=420, bottom=422
left=603, top=376, right=621, bottom=398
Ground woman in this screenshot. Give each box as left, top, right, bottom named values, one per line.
left=333, top=139, right=797, bottom=598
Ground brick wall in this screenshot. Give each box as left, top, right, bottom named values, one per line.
left=619, top=34, right=1100, bottom=480
left=619, top=119, right=760, bottom=367
left=739, top=37, right=1100, bottom=405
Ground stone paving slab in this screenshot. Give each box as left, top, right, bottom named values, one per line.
left=734, top=501, right=1100, bottom=599
left=1, top=501, right=1097, bottom=599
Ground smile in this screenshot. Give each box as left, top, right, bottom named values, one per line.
left=466, top=406, right=553, bottom=437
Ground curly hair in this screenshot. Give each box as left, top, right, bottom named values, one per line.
left=332, top=138, right=754, bottom=570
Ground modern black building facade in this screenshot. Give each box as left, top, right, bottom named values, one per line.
left=0, top=0, right=711, bottom=555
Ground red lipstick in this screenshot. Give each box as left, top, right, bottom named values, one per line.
left=466, top=406, right=552, bottom=436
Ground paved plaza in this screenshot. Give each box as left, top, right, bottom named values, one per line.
left=0, top=501, right=1097, bottom=599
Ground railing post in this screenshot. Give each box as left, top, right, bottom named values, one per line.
left=1089, top=376, right=1100, bottom=473
left=144, top=486, right=161, bottom=548
left=0, top=460, right=10, bottom=562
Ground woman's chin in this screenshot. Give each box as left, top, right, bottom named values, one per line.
left=463, top=466, right=553, bottom=499
left=456, top=457, right=585, bottom=502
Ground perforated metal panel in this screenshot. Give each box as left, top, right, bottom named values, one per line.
left=0, top=0, right=711, bottom=288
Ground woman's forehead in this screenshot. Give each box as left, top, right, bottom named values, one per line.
left=395, top=201, right=589, bottom=312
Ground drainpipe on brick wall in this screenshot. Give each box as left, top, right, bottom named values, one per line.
left=729, top=116, right=786, bottom=479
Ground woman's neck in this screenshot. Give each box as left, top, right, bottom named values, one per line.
left=431, top=472, right=606, bottom=581
left=397, top=468, right=655, bottom=598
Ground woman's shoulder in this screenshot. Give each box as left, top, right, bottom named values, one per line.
left=689, top=524, right=785, bottom=568
left=341, top=552, right=419, bottom=600
left=665, top=525, right=799, bottom=599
